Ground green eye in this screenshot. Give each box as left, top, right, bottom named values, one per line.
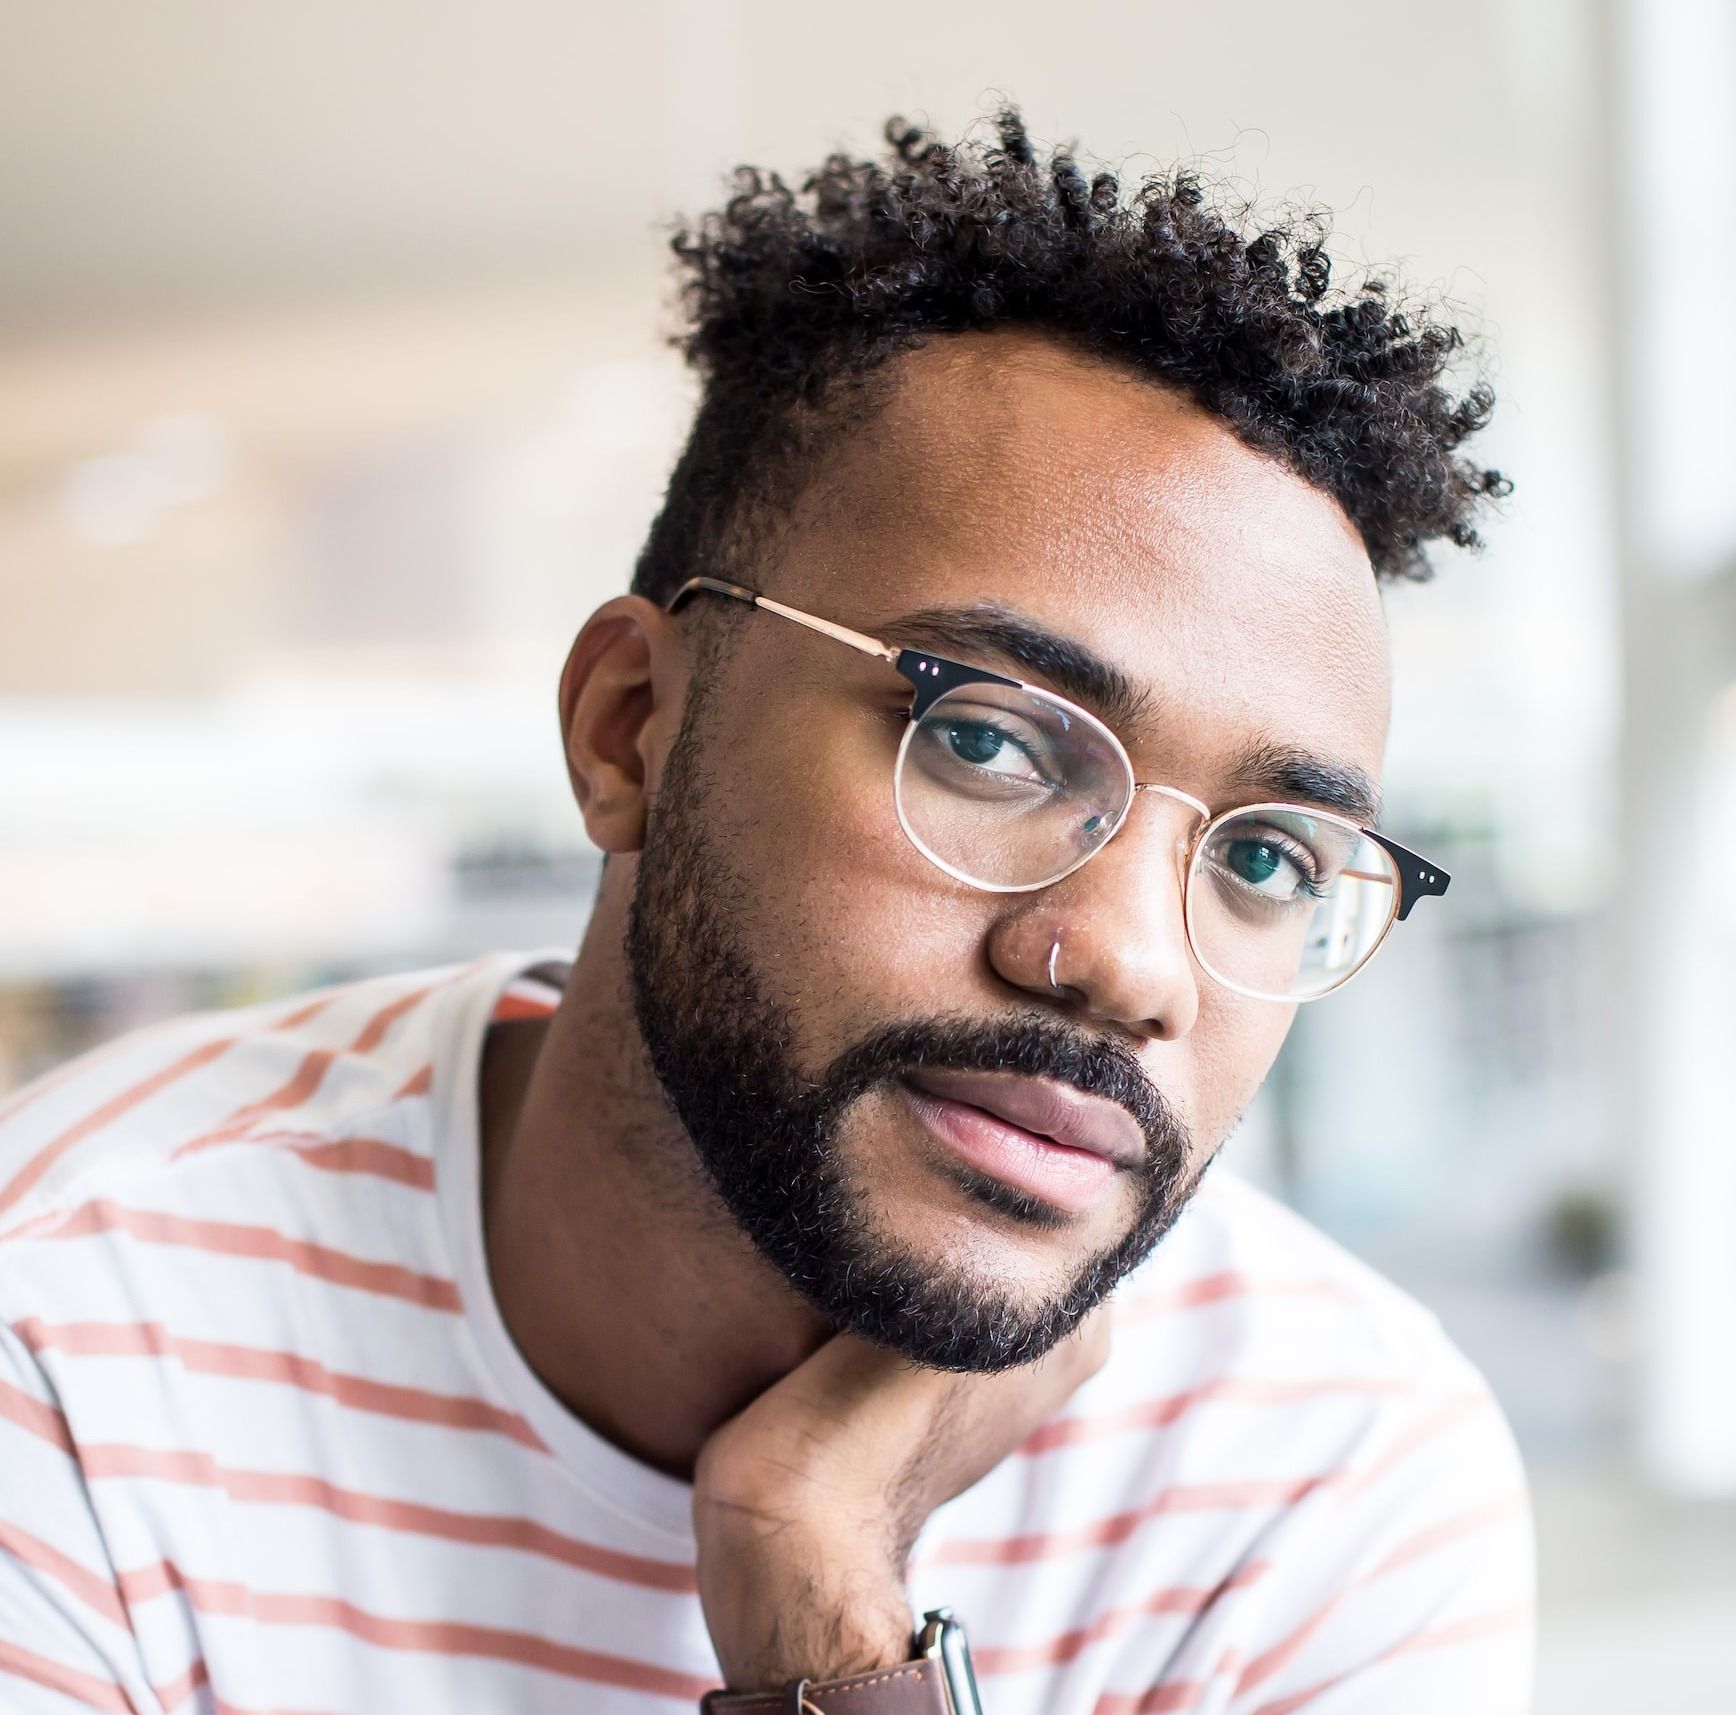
left=946, top=722, right=1004, bottom=766
left=1227, top=840, right=1284, bottom=885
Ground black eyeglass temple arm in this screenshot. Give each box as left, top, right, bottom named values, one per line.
left=1365, top=831, right=1451, bottom=922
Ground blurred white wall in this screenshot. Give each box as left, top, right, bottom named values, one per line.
left=1605, top=0, right=1736, bottom=1497
left=0, top=0, right=1622, bottom=947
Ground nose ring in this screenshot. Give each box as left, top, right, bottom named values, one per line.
left=1048, top=934, right=1063, bottom=994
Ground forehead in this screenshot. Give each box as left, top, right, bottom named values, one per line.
left=769, top=329, right=1392, bottom=786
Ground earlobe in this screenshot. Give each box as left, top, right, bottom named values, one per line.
left=557, top=596, right=679, bottom=856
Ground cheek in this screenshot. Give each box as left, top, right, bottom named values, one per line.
left=705, top=689, right=1301, bottom=1125
left=1181, top=989, right=1296, bottom=1151
left=711, top=700, right=987, bottom=1030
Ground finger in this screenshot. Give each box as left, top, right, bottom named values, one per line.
left=756, top=1333, right=950, bottom=1440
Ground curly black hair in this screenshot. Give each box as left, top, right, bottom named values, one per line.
left=631, top=108, right=1506, bottom=606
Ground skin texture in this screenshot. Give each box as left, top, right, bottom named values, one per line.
left=479, top=328, right=1392, bottom=1688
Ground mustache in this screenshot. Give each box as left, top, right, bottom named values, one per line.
left=814, top=1013, right=1186, bottom=1173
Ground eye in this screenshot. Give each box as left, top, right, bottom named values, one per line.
left=944, top=719, right=1027, bottom=773
left=903, top=688, right=1086, bottom=807
left=924, top=712, right=1058, bottom=788
left=1211, top=830, right=1325, bottom=904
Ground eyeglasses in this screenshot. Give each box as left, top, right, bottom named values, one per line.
left=664, top=577, right=1450, bottom=1003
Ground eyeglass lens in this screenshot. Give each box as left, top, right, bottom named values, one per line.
left=1188, top=809, right=1398, bottom=1000
left=895, top=680, right=1128, bottom=887
left=893, top=682, right=1400, bottom=1000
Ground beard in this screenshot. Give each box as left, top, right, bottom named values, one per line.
left=625, top=694, right=1207, bottom=1372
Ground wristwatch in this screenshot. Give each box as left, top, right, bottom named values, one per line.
left=701, top=1607, right=984, bottom=1714
left=915, top=1607, right=984, bottom=1714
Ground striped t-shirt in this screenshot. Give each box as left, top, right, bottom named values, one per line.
left=0, top=951, right=1534, bottom=1714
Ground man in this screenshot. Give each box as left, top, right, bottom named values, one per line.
left=0, top=111, right=1532, bottom=1713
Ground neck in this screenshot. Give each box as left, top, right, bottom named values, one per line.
left=478, top=880, right=829, bottom=1481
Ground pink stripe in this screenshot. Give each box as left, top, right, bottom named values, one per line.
left=0, top=1638, right=138, bottom=1714
left=81, top=1442, right=697, bottom=1593
left=1341, top=1392, right=1493, bottom=1494
left=0, top=1518, right=129, bottom=1629
left=116, top=1560, right=718, bottom=1701
left=1234, top=1494, right=1529, bottom=1694
left=207, top=1705, right=346, bottom=1715
left=214, top=1130, right=437, bottom=1189
left=1117, top=1271, right=1361, bottom=1322
left=1022, top=1376, right=1413, bottom=1454
left=206, top=1701, right=345, bottom=1715
left=0, top=1039, right=134, bottom=1129
left=1242, top=1604, right=1532, bottom=1715
left=939, top=1389, right=1497, bottom=1570
left=170, top=1125, right=438, bottom=1190
left=14, top=1200, right=461, bottom=1311
left=0, top=1454, right=304, bottom=1715
left=974, top=1566, right=1268, bottom=1674
left=200, top=1048, right=335, bottom=1136
left=13, top=1319, right=546, bottom=1451
left=348, top=983, right=440, bottom=1055
left=926, top=1476, right=1332, bottom=1567
left=0, top=1374, right=76, bottom=1453
left=154, top=1659, right=210, bottom=1715
left=271, top=996, right=337, bottom=1031
left=1389, top=1603, right=1533, bottom=1656
left=1095, top=1685, right=1205, bottom=1715
left=173, top=981, right=443, bottom=1161
left=155, top=1656, right=211, bottom=1713
left=0, top=984, right=328, bottom=1134
left=1366, top=1492, right=1528, bottom=1579
left=394, top=1063, right=433, bottom=1098
left=0, top=1206, right=82, bottom=1243
left=1091, top=1650, right=1242, bottom=1714
left=0, top=1038, right=235, bottom=1221
left=492, top=992, right=559, bottom=1022
left=286, top=1134, right=436, bottom=1188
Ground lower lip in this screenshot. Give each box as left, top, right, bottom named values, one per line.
left=898, top=1082, right=1121, bottom=1215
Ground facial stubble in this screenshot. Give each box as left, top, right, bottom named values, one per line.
left=624, top=693, right=1209, bottom=1371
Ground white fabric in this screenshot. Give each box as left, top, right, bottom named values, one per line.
left=0, top=952, right=1534, bottom=1714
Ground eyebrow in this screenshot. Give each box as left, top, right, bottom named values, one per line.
left=1226, top=739, right=1382, bottom=827
left=879, top=603, right=1157, bottom=735
left=877, top=602, right=1381, bottom=827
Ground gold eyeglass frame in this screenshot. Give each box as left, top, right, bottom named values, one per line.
left=663, top=575, right=1451, bottom=1003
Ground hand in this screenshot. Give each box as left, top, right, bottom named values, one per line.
left=691, top=1314, right=1111, bottom=1692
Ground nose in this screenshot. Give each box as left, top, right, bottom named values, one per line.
left=988, top=792, right=1204, bottom=1040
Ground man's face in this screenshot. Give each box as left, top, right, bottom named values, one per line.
left=626, top=331, right=1391, bottom=1370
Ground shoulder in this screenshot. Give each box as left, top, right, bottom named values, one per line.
left=1068, top=1165, right=1528, bottom=1552
left=1107, top=1169, right=1531, bottom=1611
left=1113, top=1166, right=1486, bottom=1394
left=1019, top=1172, right=1533, bottom=1696
left=0, top=960, right=488, bottom=1237
left=1104, top=1176, right=1534, bottom=1706
left=918, top=1169, right=1532, bottom=1703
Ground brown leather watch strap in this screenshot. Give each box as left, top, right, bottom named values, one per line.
left=700, top=1657, right=950, bottom=1714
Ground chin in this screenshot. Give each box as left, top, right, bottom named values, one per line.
left=861, top=1177, right=1127, bottom=1302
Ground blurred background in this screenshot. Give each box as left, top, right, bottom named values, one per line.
left=2, top=2, right=1733, bottom=1707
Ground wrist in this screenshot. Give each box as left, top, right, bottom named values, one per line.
left=701, top=1610, right=976, bottom=1715
left=694, top=1500, right=913, bottom=1690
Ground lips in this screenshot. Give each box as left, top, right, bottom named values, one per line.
left=894, top=1063, right=1149, bottom=1217
left=900, top=1067, right=1145, bottom=1169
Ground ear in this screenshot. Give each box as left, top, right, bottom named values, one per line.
left=556, top=595, right=688, bottom=854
